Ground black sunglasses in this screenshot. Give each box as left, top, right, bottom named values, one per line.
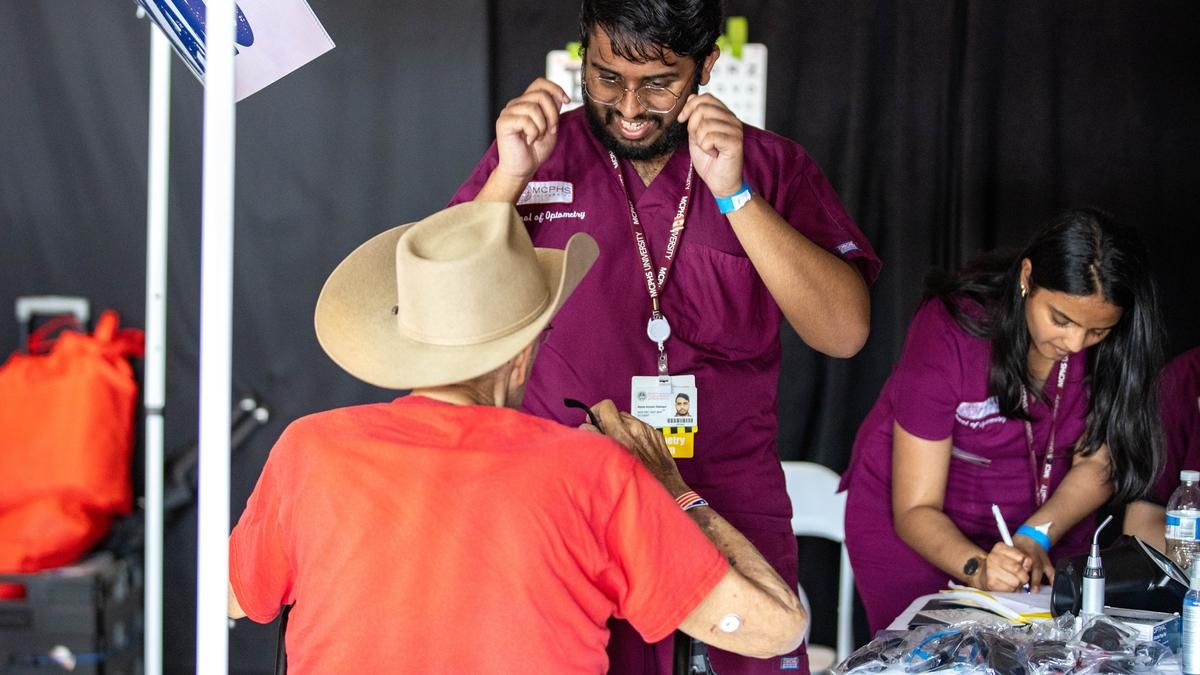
left=563, top=398, right=602, bottom=431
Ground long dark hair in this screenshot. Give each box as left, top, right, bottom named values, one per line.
left=925, top=208, right=1165, bottom=501
left=579, top=0, right=724, bottom=64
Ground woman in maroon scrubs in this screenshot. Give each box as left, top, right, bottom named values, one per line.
left=841, top=208, right=1165, bottom=633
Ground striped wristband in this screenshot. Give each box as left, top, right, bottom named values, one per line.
left=675, top=490, right=708, bottom=512
left=1015, top=524, right=1051, bottom=551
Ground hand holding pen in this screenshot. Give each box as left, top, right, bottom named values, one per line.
left=992, top=504, right=1032, bottom=592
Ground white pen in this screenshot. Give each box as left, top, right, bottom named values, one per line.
left=992, top=503, right=1030, bottom=592
left=992, top=503, right=1014, bottom=546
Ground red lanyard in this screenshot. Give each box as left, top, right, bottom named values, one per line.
left=1022, top=357, right=1069, bottom=506
left=607, top=151, right=694, bottom=375
left=608, top=151, right=694, bottom=314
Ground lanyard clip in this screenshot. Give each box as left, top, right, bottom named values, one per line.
left=647, top=314, right=671, bottom=344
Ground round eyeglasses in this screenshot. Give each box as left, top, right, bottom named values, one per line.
left=582, top=73, right=683, bottom=115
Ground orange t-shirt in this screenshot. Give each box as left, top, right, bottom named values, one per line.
left=229, top=396, right=728, bottom=674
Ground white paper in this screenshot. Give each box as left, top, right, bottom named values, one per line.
left=137, top=0, right=335, bottom=102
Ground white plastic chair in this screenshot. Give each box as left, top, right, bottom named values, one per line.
left=782, top=460, right=855, bottom=666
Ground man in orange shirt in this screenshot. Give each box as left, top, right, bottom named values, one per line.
left=226, top=202, right=806, bottom=673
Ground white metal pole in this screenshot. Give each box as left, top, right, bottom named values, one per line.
left=143, top=18, right=172, bottom=675
left=195, top=0, right=236, bottom=672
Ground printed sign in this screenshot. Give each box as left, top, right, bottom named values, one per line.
left=137, top=0, right=335, bottom=101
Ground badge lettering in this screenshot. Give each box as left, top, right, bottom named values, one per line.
left=516, top=181, right=574, bottom=205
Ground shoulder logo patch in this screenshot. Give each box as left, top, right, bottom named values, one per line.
left=835, top=240, right=860, bottom=255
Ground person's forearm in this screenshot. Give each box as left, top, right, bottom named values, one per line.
left=1123, top=500, right=1166, bottom=552
left=591, top=401, right=805, bottom=653
left=726, top=197, right=869, bottom=357
left=685, top=505, right=801, bottom=613
left=1022, top=455, right=1112, bottom=545
left=474, top=168, right=529, bottom=203
left=656, top=476, right=795, bottom=604
left=895, top=505, right=987, bottom=583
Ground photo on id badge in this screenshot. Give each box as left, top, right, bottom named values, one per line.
left=631, top=375, right=697, bottom=458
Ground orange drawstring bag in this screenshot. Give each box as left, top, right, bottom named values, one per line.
left=0, top=310, right=143, bottom=573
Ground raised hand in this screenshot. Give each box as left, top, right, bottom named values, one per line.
left=678, top=93, right=744, bottom=198
left=494, top=78, right=571, bottom=183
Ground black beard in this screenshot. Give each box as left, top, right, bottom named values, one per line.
left=585, top=102, right=687, bottom=161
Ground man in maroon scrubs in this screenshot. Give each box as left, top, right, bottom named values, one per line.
left=451, top=1, right=880, bottom=672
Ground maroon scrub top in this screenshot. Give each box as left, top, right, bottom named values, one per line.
left=453, top=107, right=879, bottom=674
left=453, top=107, right=878, bottom=530
left=1151, top=346, right=1200, bottom=504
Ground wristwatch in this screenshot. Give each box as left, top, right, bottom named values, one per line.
left=962, top=555, right=984, bottom=580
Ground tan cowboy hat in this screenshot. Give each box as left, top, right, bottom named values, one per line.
left=315, top=201, right=598, bottom=389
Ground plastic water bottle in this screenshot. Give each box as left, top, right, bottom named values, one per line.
left=1167, top=470, right=1200, bottom=570
left=1184, top=561, right=1200, bottom=674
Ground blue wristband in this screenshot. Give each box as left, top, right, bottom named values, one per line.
left=715, top=182, right=752, bottom=214
left=1015, top=524, right=1051, bottom=551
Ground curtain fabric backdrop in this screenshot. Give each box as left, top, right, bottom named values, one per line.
left=1, top=1, right=1197, bottom=671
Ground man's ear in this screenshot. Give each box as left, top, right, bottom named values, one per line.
left=509, top=341, right=538, bottom=389
left=698, top=45, right=720, bottom=86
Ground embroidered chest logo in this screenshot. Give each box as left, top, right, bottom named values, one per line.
left=517, top=181, right=574, bottom=205
left=520, top=210, right=588, bottom=225
left=955, top=396, right=1005, bottom=429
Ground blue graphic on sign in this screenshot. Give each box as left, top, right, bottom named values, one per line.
left=137, top=0, right=255, bottom=78
left=176, top=0, right=256, bottom=49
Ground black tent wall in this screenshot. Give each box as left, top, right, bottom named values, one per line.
left=1, top=2, right=1197, bottom=672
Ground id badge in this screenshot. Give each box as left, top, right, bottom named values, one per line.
left=631, top=375, right=698, bottom=459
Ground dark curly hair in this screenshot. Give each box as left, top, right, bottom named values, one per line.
left=579, top=0, right=724, bottom=65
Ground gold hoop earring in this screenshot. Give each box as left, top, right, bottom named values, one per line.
left=1020, top=285, right=1028, bottom=298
